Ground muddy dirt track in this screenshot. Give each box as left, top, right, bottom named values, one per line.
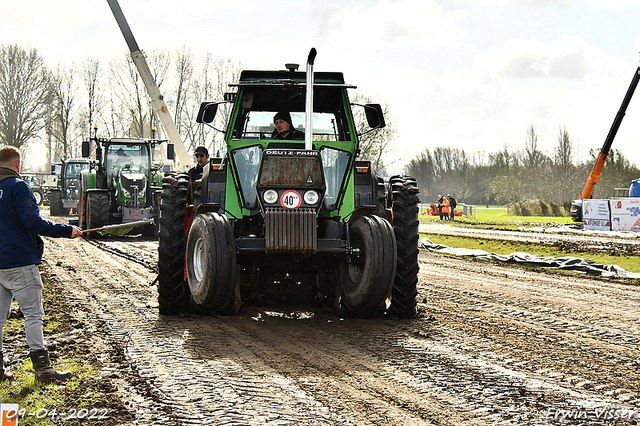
left=40, top=213, right=640, bottom=425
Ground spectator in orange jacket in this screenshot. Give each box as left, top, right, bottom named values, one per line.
left=438, top=195, right=450, bottom=220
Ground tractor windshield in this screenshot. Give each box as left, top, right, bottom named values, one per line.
left=63, top=162, right=90, bottom=200
left=64, top=162, right=89, bottom=179
left=240, top=111, right=340, bottom=140
left=106, top=144, right=150, bottom=175
left=231, top=86, right=353, bottom=142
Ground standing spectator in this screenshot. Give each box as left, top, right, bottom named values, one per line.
left=438, top=195, right=450, bottom=220
left=0, top=146, right=82, bottom=383
left=447, top=194, right=457, bottom=221
left=189, top=146, right=209, bottom=181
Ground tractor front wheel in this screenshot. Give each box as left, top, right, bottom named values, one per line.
left=186, top=212, right=240, bottom=315
left=86, top=192, right=109, bottom=238
left=49, top=190, right=63, bottom=216
left=32, top=189, right=43, bottom=206
left=338, top=215, right=396, bottom=318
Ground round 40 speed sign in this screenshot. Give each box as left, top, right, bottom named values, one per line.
left=281, top=190, right=302, bottom=209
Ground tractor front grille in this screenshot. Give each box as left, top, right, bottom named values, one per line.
left=265, top=208, right=317, bottom=254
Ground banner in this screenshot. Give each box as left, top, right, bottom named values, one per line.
left=582, top=199, right=611, bottom=231
left=611, top=198, right=640, bottom=232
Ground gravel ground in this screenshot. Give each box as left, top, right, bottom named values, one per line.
left=20, top=213, right=640, bottom=425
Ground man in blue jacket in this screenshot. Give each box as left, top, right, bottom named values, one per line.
left=0, top=146, right=82, bottom=383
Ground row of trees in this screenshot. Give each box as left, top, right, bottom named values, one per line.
left=0, top=43, right=244, bottom=171
left=405, top=125, right=640, bottom=209
left=0, top=43, right=395, bottom=173
left=405, top=125, right=640, bottom=210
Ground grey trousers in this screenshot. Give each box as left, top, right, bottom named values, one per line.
left=0, top=265, right=46, bottom=352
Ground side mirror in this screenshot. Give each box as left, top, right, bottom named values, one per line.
left=196, top=102, right=218, bottom=124
left=365, top=104, right=386, bottom=129
left=166, top=143, right=175, bottom=160
left=81, top=140, right=90, bottom=158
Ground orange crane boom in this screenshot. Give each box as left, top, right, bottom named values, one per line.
left=581, top=65, right=640, bottom=200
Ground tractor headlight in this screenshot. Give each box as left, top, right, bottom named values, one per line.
left=304, top=190, right=319, bottom=205
left=264, top=189, right=278, bottom=204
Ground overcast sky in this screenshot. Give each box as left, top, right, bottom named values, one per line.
left=3, top=0, right=640, bottom=174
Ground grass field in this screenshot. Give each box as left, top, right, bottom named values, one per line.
left=419, top=204, right=573, bottom=228
left=418, top=204, right=640, bottom=274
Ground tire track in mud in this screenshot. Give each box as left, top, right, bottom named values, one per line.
left=40, top=221, right=640, bottom=425
left=44, top=237, right=353, bottom=425
left=417, top=251, right=640, bottom=418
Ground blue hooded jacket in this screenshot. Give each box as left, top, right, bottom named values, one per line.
left=0, top=166, right=72, bottom=269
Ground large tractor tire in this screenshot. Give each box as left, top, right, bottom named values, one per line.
left=49, top=190, right=63, bottom=216
left=78, top=191, right=87, bottom=229
left=338, top=215, right=396, bottom=318
left=387, top=176, right=420, bottom=319
left=186, top=212, right=240, bottom=315
left=32, top=189, right=44, bottom=206
left=86, top=192, right=109, bottom=233
left=157, top=174, right=189, bottom=315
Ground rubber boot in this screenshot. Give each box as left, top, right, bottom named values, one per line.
left=29, top=349, right=73, bottom=383
left=1, top=351, right=13, bottom=382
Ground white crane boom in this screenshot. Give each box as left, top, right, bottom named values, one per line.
left=106, top=0, right=193, bottom=171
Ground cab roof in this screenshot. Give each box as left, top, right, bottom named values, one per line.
left=233, top=70, right=356, bottom=89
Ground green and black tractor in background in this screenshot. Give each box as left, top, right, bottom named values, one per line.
left=48, top=157, right=92, bottom=216
left=78, top=128, right=171, bottom=237
left=158, top=50, right=420, bottom=318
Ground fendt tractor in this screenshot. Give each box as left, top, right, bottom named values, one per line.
left=78, top=127, right=172, bottom=237
left=49, top=157, right=92, bottom=216
left=158, top=50, right=421, bottom=318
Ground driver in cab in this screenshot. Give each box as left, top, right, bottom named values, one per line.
left=272, top=111, right=303, bottom=140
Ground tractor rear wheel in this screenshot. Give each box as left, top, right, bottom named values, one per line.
left=387, top=176, right=420, bottom=319
left=338, top=215, right=396, bottom=318
left=158, top=173, right=189, bottom=314
left=49, top=190, right=63, bottom=216
left=186, top=212, right=240, bottom=315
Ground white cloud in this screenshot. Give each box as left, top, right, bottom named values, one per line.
left=460, top=0, right=640, bottom=9
left=313, top=0, right=468, bottom=51
left=472, top=36, right=627, bottom=80
left=393, top=36, right=637, bottom=167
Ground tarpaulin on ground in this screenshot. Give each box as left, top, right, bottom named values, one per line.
left=419, top=237, right=640, bottom=279
left=516, top=224, right=640, bottom=239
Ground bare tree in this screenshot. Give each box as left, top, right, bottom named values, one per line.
left=172, top=46, right=194, bottom=136
left=81, top=57, right=104, bottom=136
left=351, top=90, right=396, bottom=175
left=522, top=124, right=545, bottom=169
left=553, top=125, right=576, bottom=204
left=109, top=53, right=144, bottom=136
left=181, top=54, right=241, bottom=156
left=49, top=63, right=80, bottom=159
left=0, top=44, right=53, bottom=149
left=147, top=49, right=171, bottom=138
left=109, top=50, right=171, bottom=138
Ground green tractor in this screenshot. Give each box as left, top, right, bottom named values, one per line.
left=78, top=128, right=170, bottom=236
left=158, top=50, right=420, bottom=318
left=48, top=158, right=92, bottom=216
